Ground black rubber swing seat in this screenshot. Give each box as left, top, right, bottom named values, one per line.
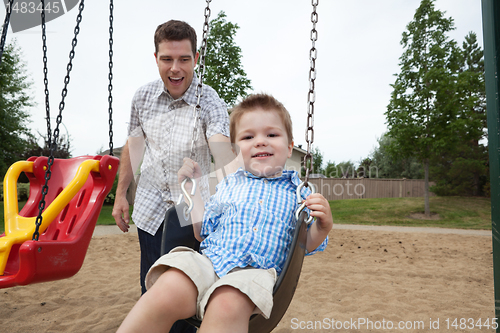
left=160, top=202, right=309, bottom=333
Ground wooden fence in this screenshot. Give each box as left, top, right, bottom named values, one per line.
left=305, top=178, right=433, bottom=200
left=209, top=177, right=433, bottom=200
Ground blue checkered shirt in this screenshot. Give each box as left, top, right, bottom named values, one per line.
left=129, top=76, right=229, bottom=235
left=200, top=169, right=328, bottom=277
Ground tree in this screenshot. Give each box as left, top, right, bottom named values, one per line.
left=336, top=161, right=357, bottom=178
left=0, top=39, right=34, bottom=178
left=311, top=147, right=324, bottom=175
left=202, top=11, right=252, bottom=107
left=324, top=161, right=337, bottom=178
left=370, top=133, right=423, bottom=179
left=430, top=32, right=488, bottom=196
left=357, top=158, right=374, bottom=178
left=385, top=0, right=457, bottom=216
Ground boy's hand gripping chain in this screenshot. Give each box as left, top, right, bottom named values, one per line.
left=295, top=182, right=316, bottom=224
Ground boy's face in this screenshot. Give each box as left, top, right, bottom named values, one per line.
left=234, top=108, right=293, bottom=178
left=155, top=39, right=199, bottom=100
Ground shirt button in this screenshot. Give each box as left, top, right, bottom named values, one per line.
left=264, top=179, right=268, bottom=184
left=259, top=200, right=263, bottom=205
left=253, top=227, right=258, bottom=232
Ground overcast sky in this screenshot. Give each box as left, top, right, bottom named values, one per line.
left=2, top=0, right=484, bottom=167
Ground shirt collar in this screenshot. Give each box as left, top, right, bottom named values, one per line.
left=154, top=75, right=200, bottom=105
left=237, top=168, right=301, bottom=186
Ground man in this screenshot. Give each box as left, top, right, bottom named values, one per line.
left=112, top=20, right=236, bottom=333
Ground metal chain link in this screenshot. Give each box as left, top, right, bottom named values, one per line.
left=190, top=0, right=211, bottom=160
left=33, top=0, right=85, bottom=241
left=41, top=0, right=51, bottom=147
left=0, top=0, right=15, bottom=65
left=303, top=0, right=318, bottom=186
left=108, top=0, right=114, bottom=156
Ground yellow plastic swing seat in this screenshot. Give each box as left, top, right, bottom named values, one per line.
left=0, top=155, right=119, bottom=288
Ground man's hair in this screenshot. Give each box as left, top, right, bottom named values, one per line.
left=230, top=93, right=293, bottom=144
left=154, top=20, right=197, bottom=56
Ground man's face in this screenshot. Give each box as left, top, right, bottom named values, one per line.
left=234, top=108, right=293, bottom=178
left=155, top=39, right=199, bottom=100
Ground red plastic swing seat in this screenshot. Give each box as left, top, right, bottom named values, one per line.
left=0, top=155, right=119, bottom=289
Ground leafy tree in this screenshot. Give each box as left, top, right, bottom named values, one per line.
left=202, top=11, right=252, bottom=107
left=323, top=160, right=357, bottom=178
left=370, top=133, right=423, bottom=179
left=311, top=147, right=324, bottom=175
left=324, top=161, right=337, bottom=178
left=357, top=158, right=374, bottom=178
left=0, top=39, right=34, bottom=178
left=430, top=32, right=488, bottom=196
left=385, top=0, right=457, bottom=216
left=336, top=161, right=357, bottom=178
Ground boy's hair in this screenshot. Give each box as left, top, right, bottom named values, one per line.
left=230, top=94, right=293, bottom=144
left=154, top=20, right=197, bottom=56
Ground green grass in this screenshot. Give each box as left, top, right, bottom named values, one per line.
left=330, top=196, right=492, bottom=230
left=0, top=196, right=493, bottom=235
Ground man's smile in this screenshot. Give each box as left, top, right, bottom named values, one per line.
left=169, top=77, right=184, bottom=85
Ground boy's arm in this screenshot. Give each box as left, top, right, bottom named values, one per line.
left=304, top=193, right=333, bottom=253
left=189, top=188, right=204, bottom=243
left=178, top=158, right=205, bottom=242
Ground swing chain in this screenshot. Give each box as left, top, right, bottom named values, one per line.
left=41, top=0, right=51, bottom=147
left=190, top=0, right=211, bottom=160
left=303, top=0, right=318, bottom=186
left=108, top=0, right=114, bottom=156
left=34, top=0, right=85, bottom=241
left=0, top=0, right=15, bottom=65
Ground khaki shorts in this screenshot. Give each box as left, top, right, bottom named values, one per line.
left=146, top=246, right=277, bottom=320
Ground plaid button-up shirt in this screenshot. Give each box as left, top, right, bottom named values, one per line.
left=129, top=76, right=229, bottom=235
left=200, top=169, right=328, bottom=277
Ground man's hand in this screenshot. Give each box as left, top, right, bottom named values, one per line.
left=112, top=195, right=131, bottom=232
left=178, top=157, right=202, bottom=192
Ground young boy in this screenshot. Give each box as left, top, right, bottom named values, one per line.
left=117, top=94, right=333, bottom=333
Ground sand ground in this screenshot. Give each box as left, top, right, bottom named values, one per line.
left=0, top=224, right=495, bottom=332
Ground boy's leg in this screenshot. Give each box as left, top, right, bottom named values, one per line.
left=117, top=268, right=198, bottom=333
left=199, top=285, right=255, bottom=333
left=138, top=224, right=197, bottom=333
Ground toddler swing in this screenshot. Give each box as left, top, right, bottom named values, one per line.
left=0, top=0, right=119, bottom=289
left=160, top=1, right=320, bottom=332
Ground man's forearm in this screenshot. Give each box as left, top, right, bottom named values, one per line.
left=115, top=141, right=134, bottom=198
left=208, top=134, right=239, bottom=182
left=116, top=137, right=145, bottom=198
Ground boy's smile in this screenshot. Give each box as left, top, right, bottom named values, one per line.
left=235, top=108, right=293, bottom=178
